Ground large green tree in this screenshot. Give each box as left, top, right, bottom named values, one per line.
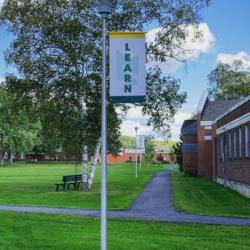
left=144, top=137, right=155, bottom=165
left=0, top=88, right=41, bottom=165
left=0, top=0, right=210, bottom=187
left=208, top=60, right=250, bottom=100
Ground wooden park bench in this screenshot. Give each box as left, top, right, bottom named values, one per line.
left=55, top=175, right=82, bottom=191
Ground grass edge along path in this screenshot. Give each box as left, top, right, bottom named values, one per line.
left=1, top=211, right=250, bottom=250
left=170, top=171, right=250, bottom=219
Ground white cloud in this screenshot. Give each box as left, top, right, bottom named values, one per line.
left=120, top=120, right=153, bottom=137
left=146, top=23, right=215, bottom=73
left=119, top=107, right=153, bottom=137
left=217, top=51, right=250, bottom=70
left=170, top=111, right=193, bottom=141
left=119, top=104, right=195, bottom=141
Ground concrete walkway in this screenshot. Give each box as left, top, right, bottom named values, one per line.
left=1, top=172, right=250, bottom=226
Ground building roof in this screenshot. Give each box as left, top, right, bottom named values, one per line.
left=181, top=120, right=197, bottom=136
left=196, top=91, right=209, bottom=114
left=215, top=95, right=250, bottom=122
left=201, top=100, right=239, bottom=121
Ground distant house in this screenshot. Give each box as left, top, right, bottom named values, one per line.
left=107, top=149, right=172, bottom=164
left=181, top=92, right=250, bottom=198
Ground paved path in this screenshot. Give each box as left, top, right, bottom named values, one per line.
left=1, top=172, right=250, bottom=226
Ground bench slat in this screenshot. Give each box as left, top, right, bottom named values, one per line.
left=56, top=175, right=83, bottom=191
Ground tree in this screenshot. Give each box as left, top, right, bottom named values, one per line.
left=208, top=60, right=250, bottom=100
left=144, top=137, right=155, bottom=165
left=173, top=141, right=183, bottom=171
left=0, top=88, right=41, bottom=165
left=119, top=136, right=135, bottom=149
left=169, top=147, right=176, bottom=163
left=0, top=0, right=210, bottom=188
left=143, top=67, right=186, bottom=137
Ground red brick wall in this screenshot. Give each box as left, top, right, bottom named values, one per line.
left=197, top=114, right=214, bottom=178
left=183, top=152, right=198, bottom=175
left=217, top=160, right=250, bottom=185
left=107, top=152, right=172, bottom=164
left=216, top=100, right=250, bottom=185
left=182, top=132, right=198, bottom=175
left=216, top=121, right=250, bottom=185
left=107, top=153, right=139, bottom=163
left=183, top=135, right=197, bottom=144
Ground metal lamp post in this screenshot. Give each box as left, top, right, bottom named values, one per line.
left=97, top=1, right=112, bottom=250
left=134, top=126, right=138, bottom=178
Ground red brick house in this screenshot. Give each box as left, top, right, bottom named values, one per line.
left=215, top=96, right=250, bottom=197
left=107, top=149, right=172, bottom=164
left=196, top=92, right=238, bottom=178
left=181, top=92, right=250, bottom=197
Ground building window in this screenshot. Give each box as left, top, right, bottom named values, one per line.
left=233, top=131, right=237, bottom=159
left=239, top=127, right=242, bottom=158
left=228, top=132, right=232, bottom=159
left=220, top=135, right=224, bottom=160
left=245, top=125, right=249, bottom=158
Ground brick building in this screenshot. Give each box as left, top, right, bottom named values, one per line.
left=216, top=96, right=250, bottom=197
left=181, top=120, right=198, bottom=175
left=108, top=149, right=172, bottom=164
left=181, top=92, right=250, bottom=197
left=196, top=92, right=238, bottom=178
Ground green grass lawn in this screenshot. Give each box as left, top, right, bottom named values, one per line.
left=171, top=172, right=250, bottom=218
left=1, top=163, right=250, bottom=218
left=1, top=212, right=250, bottom=250
left=0, top=162, right=165, bottom=210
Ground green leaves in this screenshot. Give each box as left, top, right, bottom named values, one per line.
left=0, top=89, right=41, bottom=154
left=208, top=61, right=250, bottom=100
left=144, top=137, right=155, bottom=164
left=0, top=0, right=210, bottom=150
left=142, top=67, right=186, bottom=137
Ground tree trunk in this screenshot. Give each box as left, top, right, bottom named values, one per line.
left=9, top=152, right=14, bottom=164
left=87, top=137, right=101, bottom=190
left=77, top=95, right=89, bottom=190
left=0, top=152, right=5, bottom=166
left=82, top=144, right=88, bottom=190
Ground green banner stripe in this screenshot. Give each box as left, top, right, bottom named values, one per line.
left=111, top=96, right=146, bottom=104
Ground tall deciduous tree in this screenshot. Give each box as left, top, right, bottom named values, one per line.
left=144, top=137, right=155, bottom=165
left=0, top=0, right=210, bottom=187
left=208, top=60, right=250, bottom=100
left=0, top=88, right=41, bottom=165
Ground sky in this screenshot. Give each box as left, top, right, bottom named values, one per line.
left=121, top=0, right=250, bottom=140
left=0, top=0, right=250, bottom=141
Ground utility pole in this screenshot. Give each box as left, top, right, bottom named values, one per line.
left=134, top=126, right=138, bottom=178
left=97, top=1, right=112, bottom=250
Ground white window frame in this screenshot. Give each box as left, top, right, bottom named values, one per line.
left=245, top=125, right=249, bottom=158
left=239, top=127, right=242, bottom=158
left=228, top=132, right=232, bottom=159
left=220, top=135, right=224, bottom=160
left=233, top=131, right=237, bottom=159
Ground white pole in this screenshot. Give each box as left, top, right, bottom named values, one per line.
left=135, top=128, right=138, bottom=178
left=101, top=14, right=107, bottom=250
left=135, top=144, right=138, bottom=178
left=97, top=2, right=111, bottom=250
left=140, top=151, right=142, bottom=170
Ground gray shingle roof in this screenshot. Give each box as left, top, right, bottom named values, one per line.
left=181, top=120, right=197, bottom=136
left=201, top=100, right=239, bottom=121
